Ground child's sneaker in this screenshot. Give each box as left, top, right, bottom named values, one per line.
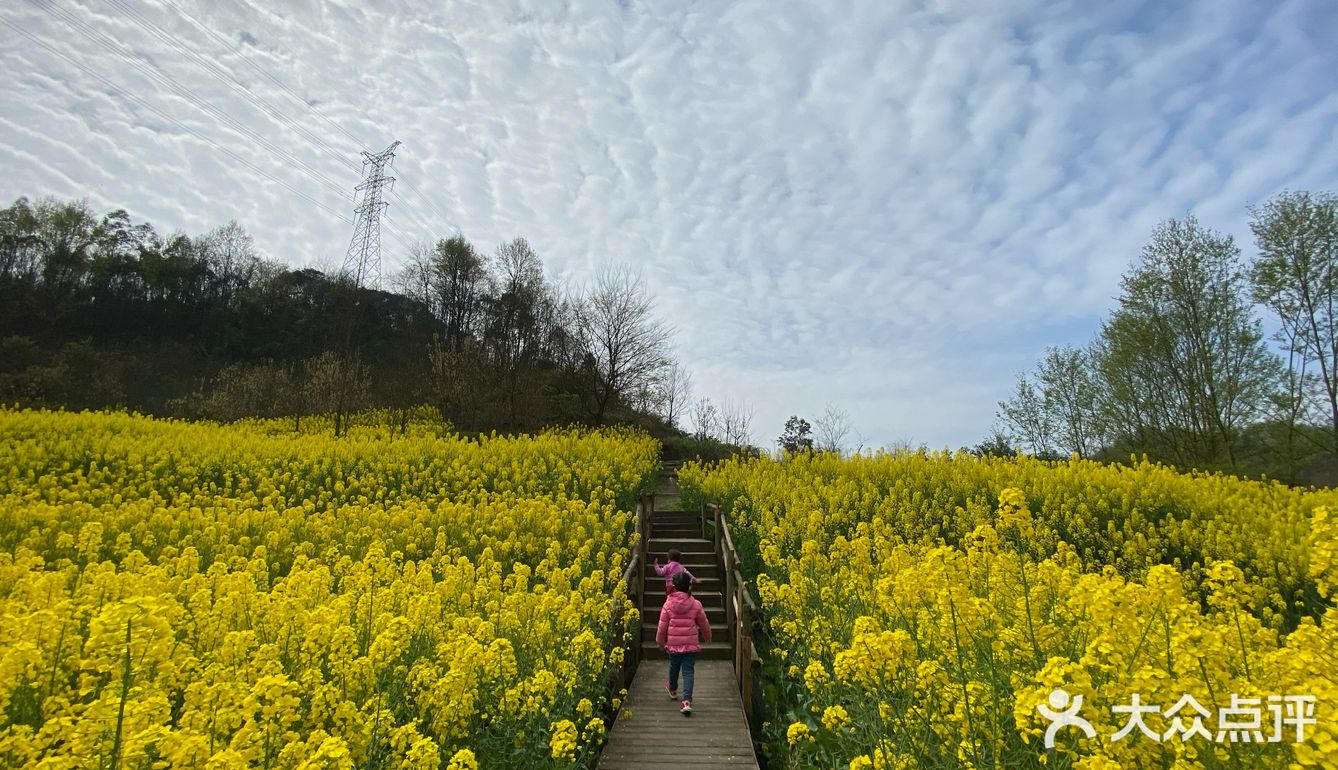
left=665, top=680, right=678, bottom=699
left=680, top=699, right=692, bottom=716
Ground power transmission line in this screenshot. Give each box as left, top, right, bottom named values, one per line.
left=101, top=0, right=363, bottom=176
left=0, top=14, right=355, bottom=229
left=32, top=0, right=354, bottom=199
left=13, top=4, right=440, bottom=273
left=396, top=174, right=461, bottom=236
left=386, top=188, right=443, bottom=242
left=158, top=0, right=371, bottom=151
left=88, top=0, right=431, bottom=265
left=155, top=0, right=461, bottom=239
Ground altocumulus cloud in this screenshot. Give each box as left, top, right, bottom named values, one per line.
left=2, top=0, right=1336, bottom=448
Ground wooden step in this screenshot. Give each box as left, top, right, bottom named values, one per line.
left=646, top=590, right=723, bottom=606
left=652, top=525, right=702, bottom=537
left=650, top=525, right=700, bottom=537
left=652, top=511, right=699, bottom=520
left=640, top=641, right=732, bottom=660
left=648, top=538, right=715, bottom=553
left=651, top=513, right=699, bottom=525
left=642, top=559, right=717, bottom=578
left=644, top=551, right=717, bottom=565
left=643, top=576, right=720, bottom=593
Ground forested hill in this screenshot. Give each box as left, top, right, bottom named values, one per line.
left=0, top=194, right=682, bottom=436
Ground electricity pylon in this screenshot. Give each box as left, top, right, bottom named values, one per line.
left=342, top=140, right=400, bottom=289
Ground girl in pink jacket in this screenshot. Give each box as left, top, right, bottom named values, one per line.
left=653, top=548, right=698, bottom=594
left=655, top=570, right=712, bottom=715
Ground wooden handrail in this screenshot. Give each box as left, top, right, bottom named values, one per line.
left=703, top=501, right=764, bottom=735
left=609, top=493, right=654, bottom=695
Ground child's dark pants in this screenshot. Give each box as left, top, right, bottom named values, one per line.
left=668, top=652, right=697, bottom=701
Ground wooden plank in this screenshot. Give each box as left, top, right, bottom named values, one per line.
left=598, top=660, right=759, bottom=770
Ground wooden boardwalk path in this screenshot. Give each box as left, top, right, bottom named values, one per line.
left=598, top=660, right=757, bottom=769
left=598, top=473, right=760, bottom=769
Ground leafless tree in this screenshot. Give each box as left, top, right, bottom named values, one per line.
left=720, top=398, right=755, bottom=447
left=658, top=362, right=693, bottom=428
left=813, top=403, right=852, bottom=455
left=575, top=266, right=674, bottom=425
left=691, top=397, right=719, bottom=442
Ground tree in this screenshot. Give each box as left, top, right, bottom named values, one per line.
left=997, top=373, right=1053, bottom=456
left=719, top=398, right=754, bottom=447
left=575, top=266, right=674, bottom=425
left=1098, top=216, right=1278, bottom=469
left=657, top=362, right=693, bottom=429
left=197, top=220, right=260, bottom=306
left=484, top=238, right=552, bottom=427
left=998, top=345, right=1105, bottom=458
left=1037, top=345, right=1106, bottom=457
left=969, top=431, right=1017, bottom=458
left=435, top=235, right=490, bottom=351
left=690, top=397, right=719, bottom=443
left=305, top=350, right=370, bottom=437
left=778, top=416, right=813, bottom=455
left=1250, top=191, right=1338, bottom=451
left=813, top=403, right=852, bottom=455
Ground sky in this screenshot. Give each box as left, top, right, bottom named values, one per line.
left=3, top=0, right=1337, bottom=451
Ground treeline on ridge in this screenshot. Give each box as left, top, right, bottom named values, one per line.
left=0, top=194, right=698, bottom=440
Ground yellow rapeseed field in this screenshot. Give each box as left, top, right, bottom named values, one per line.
left=680, top=451, right=1338, bottom=769
left=0, top=409, right=659, bottom=770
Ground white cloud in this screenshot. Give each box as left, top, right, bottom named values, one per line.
left=2, top=0, right=1336, bottom=448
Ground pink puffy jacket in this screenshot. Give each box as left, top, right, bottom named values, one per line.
left=655, top=590, right=712, bottom=654
left=653, top=559, right=695, bottom=594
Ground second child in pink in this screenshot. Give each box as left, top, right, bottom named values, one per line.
left=653, top=548, right=698, bottom=594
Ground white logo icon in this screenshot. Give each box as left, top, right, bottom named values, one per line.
left=1037, top=689, right=1097, bottom=748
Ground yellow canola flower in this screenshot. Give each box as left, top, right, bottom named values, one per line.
left=681, top=450, right=1338, bottom=770
left=445, top=747, right=477, bottom=770
left=0, top=408, right=658, bottom=769
left=786, top=721, right=813, bottom=746
left=821, top=704, right=852, bottom=733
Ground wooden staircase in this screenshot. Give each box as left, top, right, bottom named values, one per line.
left=598, top=472, right=761, bottom=770
left=639, top=500, right=733, bottom=660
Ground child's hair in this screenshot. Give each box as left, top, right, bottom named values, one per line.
left=667, top=548, right=682, bottom=562
left=671, top=570, right=692, bottom=594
